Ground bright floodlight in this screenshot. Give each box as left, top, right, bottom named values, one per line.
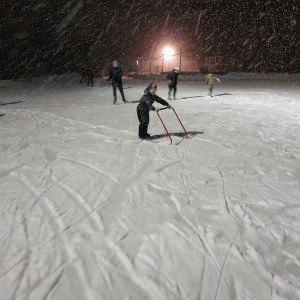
left=163, top=47, right=174, bottom=59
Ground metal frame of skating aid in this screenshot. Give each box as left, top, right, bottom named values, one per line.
left=156, top=107, right=188, bottom=145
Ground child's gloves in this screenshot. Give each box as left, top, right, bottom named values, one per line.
left=167, top=104, right=173, bottom=109
left=155, top=108, right=160, bottom=112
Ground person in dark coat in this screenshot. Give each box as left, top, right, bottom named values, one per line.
left=80, top=69, right=86, bottom=83
left=167, top=66, right=180, bottom=100
left=86, top=68, right=94, bottom=87
left=108, top=60, right=127, bottom=104
left=137, top=82, right=172, bottom=139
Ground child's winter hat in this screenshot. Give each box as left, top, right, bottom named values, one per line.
left=146, top=81, right=157, bottom=91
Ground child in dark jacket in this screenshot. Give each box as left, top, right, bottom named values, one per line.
left=86, top=68, right=94, bottom=87
left=137, top=82, right=172, bottom=139
left=80, top=70, right=86, bottom=83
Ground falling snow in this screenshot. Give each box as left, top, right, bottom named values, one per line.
left=1, top=1, right=300, bottom=299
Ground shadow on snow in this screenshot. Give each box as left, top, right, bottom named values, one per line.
left=214, top=93, right=232, bottom=96
left=150, top=130, right=203, bottom=140
left=1, top=101, right=26, bottom=106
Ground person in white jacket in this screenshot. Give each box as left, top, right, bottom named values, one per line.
left=205, top=73, right=220, bottom=97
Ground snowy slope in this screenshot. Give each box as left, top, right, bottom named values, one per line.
left=0, top=74, right=300, bottom=300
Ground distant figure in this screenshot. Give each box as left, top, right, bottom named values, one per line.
left=205, top=73, right=220, bottom=97
left=137, top=82, right=172, bottom=139
left=108, top=60, right=127, bottom=104
left=86, top=68, right=94, bottom=87
left=80, top=70, right=86, bottom=83
left=167, top=66, right=180, bottom=100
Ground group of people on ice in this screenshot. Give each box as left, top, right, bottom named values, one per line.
left=80, top=61, right=128, bottom=103
left=80, top=61, right=220, bottom=140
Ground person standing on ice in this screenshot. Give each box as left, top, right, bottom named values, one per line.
left=167, top=66, right=180, bottom=100
left=205, top=72, right=220, bottom=97
left=86, top=68, right=94, bottom=87
left=80, top=69, right=86, bottom=83
left=137, top=82, right=172, bottom=139
left=108, top=60, right=128, bottom=104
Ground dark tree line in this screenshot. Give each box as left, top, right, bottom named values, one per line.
left=0, top=0, right=299, bottom=77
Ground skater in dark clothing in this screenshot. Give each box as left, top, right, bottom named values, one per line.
left=86, top=68, right=94, bottom=87
left=167, top=66, right=180, bottom=100
left=80, top=70, right=86, bottom=83
left=137, top=82, right=172, bottom=139
left=108, top=60, right=127, bottom=104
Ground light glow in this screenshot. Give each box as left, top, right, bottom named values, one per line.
left=163, top=47, right=174, bottom=59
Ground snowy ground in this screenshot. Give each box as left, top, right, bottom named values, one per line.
left=1, top=74, right=300, bottom=300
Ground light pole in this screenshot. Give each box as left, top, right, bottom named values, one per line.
left=179, top=51, right=182, bottom=71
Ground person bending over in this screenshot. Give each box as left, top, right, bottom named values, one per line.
left=137, top=82, right=172, bottom=139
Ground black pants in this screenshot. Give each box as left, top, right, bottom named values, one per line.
left=137, top=104, right=149, bottom=138
left=113, top=83, right=126, bottom=102
left=168, top=83, right=177, bottom=98
left=87, top=76, right=93, bottom=87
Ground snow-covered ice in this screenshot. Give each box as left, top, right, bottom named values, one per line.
left=1, top=73, right=300, bottom=300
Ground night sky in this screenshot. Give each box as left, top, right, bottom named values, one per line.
left=1, top=0, right=299, bottom=76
